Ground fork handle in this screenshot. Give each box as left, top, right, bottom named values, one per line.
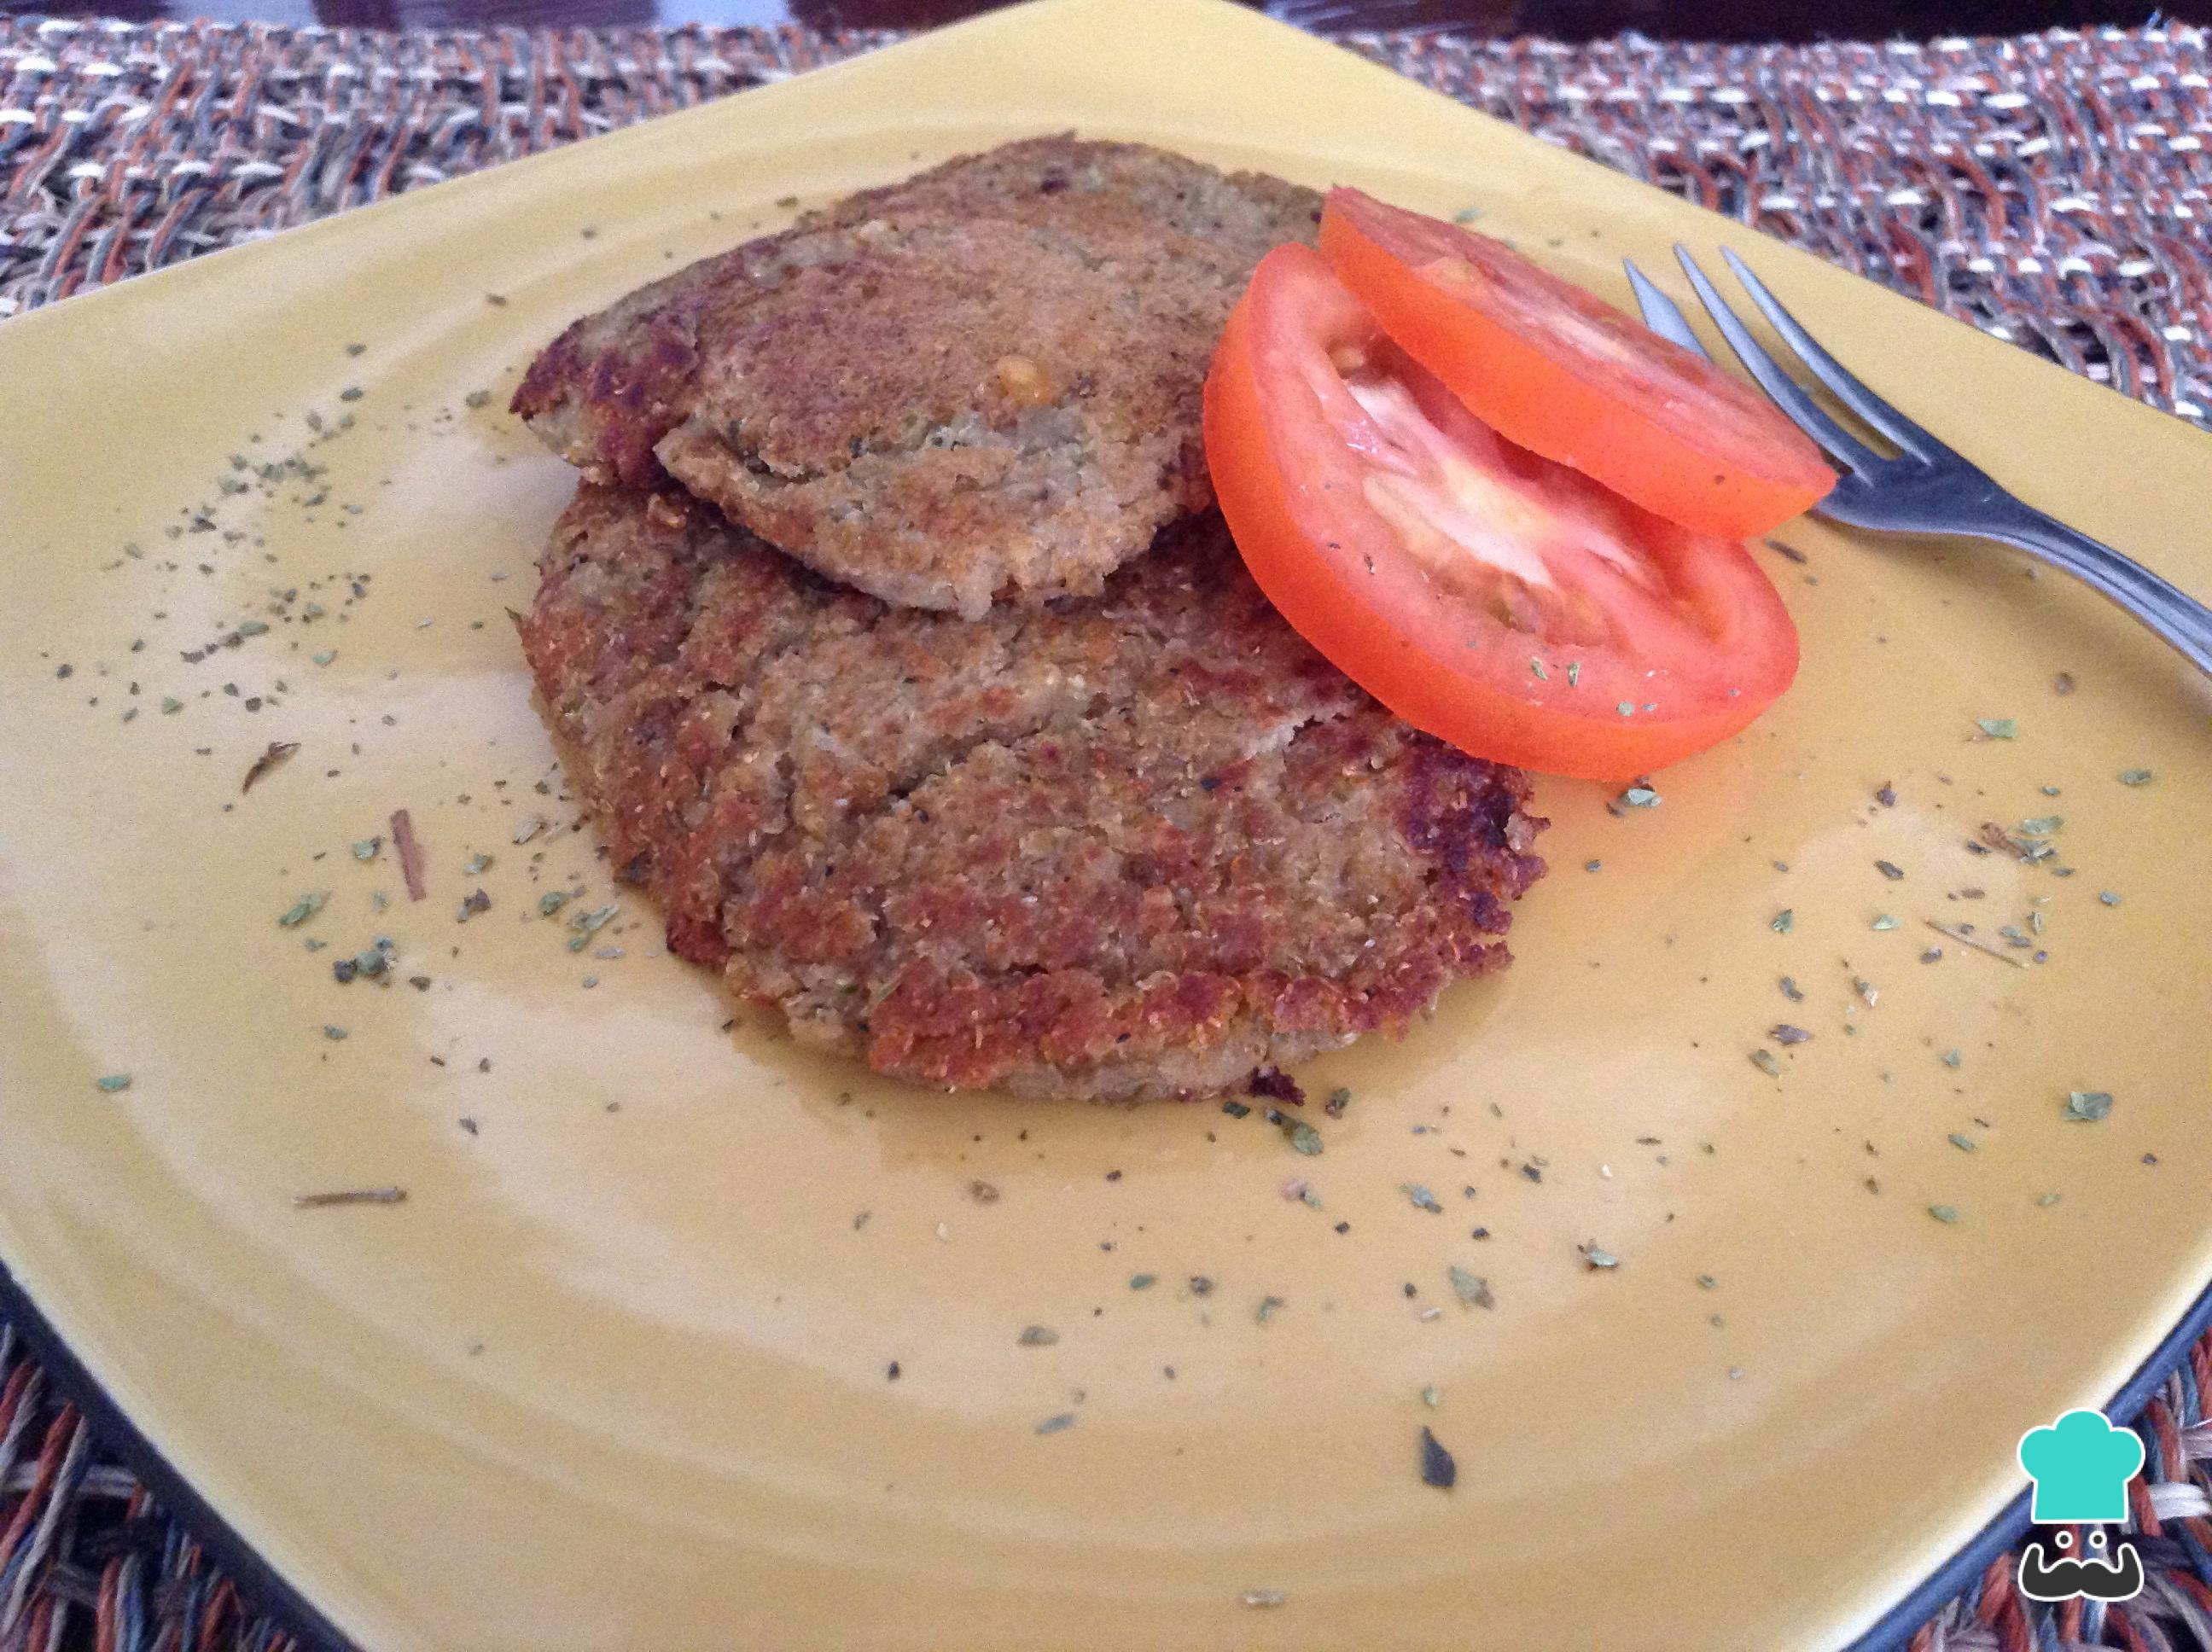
left=1991, top=507, right=2212, bottom=678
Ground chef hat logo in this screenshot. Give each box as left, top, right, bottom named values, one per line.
left=2017, top=1411, right=2145, bottom=1524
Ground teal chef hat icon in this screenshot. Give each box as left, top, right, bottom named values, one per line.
left=2017, top=1410, right=2145, bottom=1523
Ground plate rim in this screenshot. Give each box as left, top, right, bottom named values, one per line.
left=0, top=1258, right=357, bottom=1652
left=3, top=1, right=2207, bottom=1647
left=1842, top=1273, right=2212, bottom=1649
left=9, top=1246, right=2209, bottom=1652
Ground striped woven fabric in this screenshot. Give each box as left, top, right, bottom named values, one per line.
left=3, top=15, right=2209, bottom=422
left=2, top=15, right=2210, bottom=1652
left=1353, top=26, right=2212, bottom=422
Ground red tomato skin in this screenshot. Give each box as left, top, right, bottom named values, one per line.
left=1319, top=189, right=1834, bottom=543
left=1203, top=244, right=1797, bottom=782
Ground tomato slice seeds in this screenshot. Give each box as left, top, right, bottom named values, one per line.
left=1203, top=242, right=1798, bottom=780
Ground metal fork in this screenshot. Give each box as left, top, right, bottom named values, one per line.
left=1621, top=247, right=2212, bottom=676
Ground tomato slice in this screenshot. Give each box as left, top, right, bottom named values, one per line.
left=1318, top=189, right=1834, bottom=542
left=1202, top=243, right=1798, bottom=781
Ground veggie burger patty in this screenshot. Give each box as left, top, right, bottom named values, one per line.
left=512, top=136, right=1322, bottom=619
left=520, top=484, right=1547, bottom=1100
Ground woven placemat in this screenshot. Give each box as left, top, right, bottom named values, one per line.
left=3, top=15, right=2210, bottom=1652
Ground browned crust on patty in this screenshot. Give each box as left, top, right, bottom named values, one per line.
left=519, top=483, right=1548, bottom=1100
left=511, top=137, right=1320, bottom=618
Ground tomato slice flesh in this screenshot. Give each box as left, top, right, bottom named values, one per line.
left=1202, top=243, right=1798, bottom=782
left=1319, top=189, right=1836, bottom=542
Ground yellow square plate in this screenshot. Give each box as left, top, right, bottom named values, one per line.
left=3, top=2, right=2210, bottom=1646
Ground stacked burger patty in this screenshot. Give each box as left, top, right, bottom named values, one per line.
left=512, top=137, right=1547, bottom=1100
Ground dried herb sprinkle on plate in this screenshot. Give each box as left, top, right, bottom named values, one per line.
left=566, top=905, right=618, bottom=949
left=2064, top=1091, right=2114, bottom=1122
left=1418, top=1426, right=1458, bottom=1489
left=293, top=1186, right=405, bottom=1207
left=1925, top=919, right=2029, bottom=968
left=241, top=739, right=299, bottom=793
left=1448, top=1266, right=1494, bottom=1309
left=390, top=808, right=428, bottom=900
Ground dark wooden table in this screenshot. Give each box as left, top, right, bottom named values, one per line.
left=0, top=0, right=2198, bottom=41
